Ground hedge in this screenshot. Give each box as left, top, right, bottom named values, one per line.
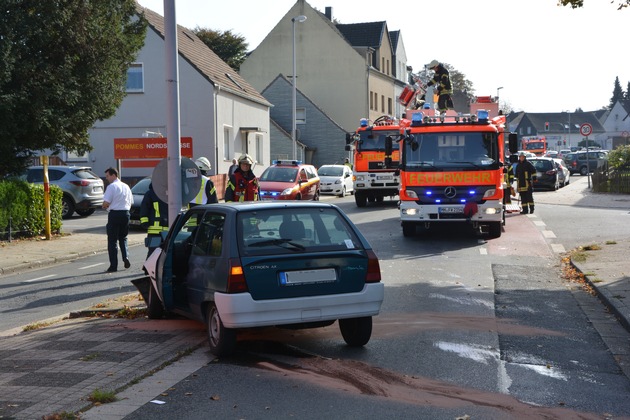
left=0, top=179, right=63, bottom=240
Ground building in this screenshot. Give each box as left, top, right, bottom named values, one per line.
left=82, top=5, right=271, bottom=182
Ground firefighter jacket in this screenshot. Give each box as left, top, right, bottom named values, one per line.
left=190, top=175, right=218, bottom=205
left=224, top=168, right=259, bottom=202
left=515, top=159, right=537, bottom=192
left=139, top=185, right=169, bottom=235
left=426, top=64, right=453, bottom=95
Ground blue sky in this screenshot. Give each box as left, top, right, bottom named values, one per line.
left=137, top=0, right=629, bottom=113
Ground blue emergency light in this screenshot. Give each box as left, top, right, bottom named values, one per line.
left=477, top=110, right=489, bottom=120
left=360, top=118, right=369, bottom=127
left=411, top=113, right=424, bottom=124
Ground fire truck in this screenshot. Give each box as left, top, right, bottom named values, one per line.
left=397, top=109, right=517, bottom=238
left=521, top=136, right=547, bottom=156
left=345, top=115, right=408, bottom=207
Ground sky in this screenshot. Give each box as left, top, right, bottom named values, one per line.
left=136, top=0, right=629, bottom=113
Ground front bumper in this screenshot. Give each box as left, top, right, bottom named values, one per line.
left=399, top=200, right=503, bottom=223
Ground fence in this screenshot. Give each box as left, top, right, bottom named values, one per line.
left=592, top=162, right=630, bottom=194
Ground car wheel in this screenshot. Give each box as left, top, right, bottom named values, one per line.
left=61, top=196, right=75, bottom=219
left=339, top=316, right=372, bottom=347
left=313, top=190, right=320, bottom=201
left=147, top=282, right=164, bottom=319
left=580, top=166, right=588, bottom=176
left=355, top=192, right=367, bottom=207
left=402, top=222, right=415, bottom=237
left=339, top=186, right=346, bottom=198
left=76, top=208, right=96, bottom=217
left=206, top=304, right=237, bottom=357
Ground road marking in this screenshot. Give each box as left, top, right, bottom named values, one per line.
left=550, top=243, right=566, bottom=253
left=479, top=248, right=488, bottom=255
left=24, top=274, right=56, bottom=283
left=533, top=220, right=546, bottom=227
left=79, top=263, right=106, bottom=270
left=542, top=230, right=556, bottom=238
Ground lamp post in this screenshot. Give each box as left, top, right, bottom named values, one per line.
left=292, top=15, right=307, bottom=160
left=496, top=86, right=503, bottom=105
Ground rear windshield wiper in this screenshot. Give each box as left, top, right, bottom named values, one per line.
left=248, top=238, right=306, bottom=251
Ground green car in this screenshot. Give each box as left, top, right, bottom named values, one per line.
left=136, top=201, right=384, bottom=356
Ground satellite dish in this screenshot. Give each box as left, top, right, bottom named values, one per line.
left=151, top=157, right=202, bottom=204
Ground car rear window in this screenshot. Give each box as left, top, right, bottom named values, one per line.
left=237, top=207, right=362, bottom=256
left=532, top=160, right=552, bottom=171
left=71, top=169, right=100, bottom=179
left=318, top=166, right=343, bottom=176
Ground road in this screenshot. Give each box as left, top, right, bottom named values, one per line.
left=4, top=179, right=630, bottom=418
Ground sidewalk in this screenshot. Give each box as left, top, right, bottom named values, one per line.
left=0, top=181, right=629, bottom=419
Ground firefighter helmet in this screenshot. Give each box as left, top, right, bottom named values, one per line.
left=238, top=154, right=254, bottom=165
left=195, top=157, right=211, bottom=171
left=426, top=59, right=439, bottom=69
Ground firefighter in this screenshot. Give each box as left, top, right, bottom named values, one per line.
left=425, top=59, right=454, bottom=114
left=190, top=157, right=218, bottom=207
left=139, top=182, right=169, bottom=258
left=515, top=151, right=537, bottom=214
left=344, top=157, right=353, bottom=170
left=224, top=154, right=260, bottom=202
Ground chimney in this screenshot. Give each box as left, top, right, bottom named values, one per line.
left=325, top=7, right=332, bottom=21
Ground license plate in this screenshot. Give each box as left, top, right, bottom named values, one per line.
left=439, top=207, right=464, bottom=214
left=377, top=175, right=393, bottom=180
left=279, top=268, right=337, bottom=285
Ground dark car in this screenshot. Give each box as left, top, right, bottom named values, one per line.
left=129, top=177, right=152, bottom=229
left=137, top=201, right=384, bottom=356
left=25, top=166, right=104, bottom=219
left=259, top=160, right=320, bottom=201
left=563, top=151, right=608, bottom=175
left=529, top=157, right=559, bottom=191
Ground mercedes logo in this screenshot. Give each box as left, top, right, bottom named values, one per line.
left=444, top=186, right=457, bottom=198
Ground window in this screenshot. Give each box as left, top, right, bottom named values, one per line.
left=192, top=213, right=225, bottom=257
left=381, top=95, right=385, bottom=112
left=296, top=108, right=306, bottom=124
left=388, top=98, right=392, bottom=115
left=255, top=134, right=263, bottom=164
left=369, top=91, right=374, bottom=110
left=125, top=63, right=144, bottom=93
left=223, top=126, right=232, bottom=160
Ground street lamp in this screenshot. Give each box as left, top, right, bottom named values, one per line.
left=496, top=86, right=503, bottom=105
left=292, top=15, right=307, bottom=160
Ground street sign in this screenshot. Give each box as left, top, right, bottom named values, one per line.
left=580, top=123, right=593, bottom=137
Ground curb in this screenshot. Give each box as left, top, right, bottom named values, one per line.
left=570, top=259, right=630, bottom=334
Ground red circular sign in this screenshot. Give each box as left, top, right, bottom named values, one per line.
left=580, top=123, right=593, bottom=136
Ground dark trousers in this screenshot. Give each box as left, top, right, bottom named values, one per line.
left=519, top=188, right=534, bottom=212
left=107, top=210, right=130, bottom=269
left=437, top=93, right=454, bottom=112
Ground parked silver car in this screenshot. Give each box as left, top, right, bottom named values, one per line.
left=26, top=166, right=104, bottom=219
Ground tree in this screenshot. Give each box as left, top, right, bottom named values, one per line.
left=193, top=28, right=248, bottom=71
left=559, top=0, right=628, bottom=10
left=0, top=0, right=147, bottom=177
left=610, top=76, right=624, bottom=109
left=624, top=82, right=630, bottom=110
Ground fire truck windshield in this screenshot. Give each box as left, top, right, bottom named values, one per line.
left=403, top=131, right=499, bottom=171
left=357, top=130, right=400, bottom=151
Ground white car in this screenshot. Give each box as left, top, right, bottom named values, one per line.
left=553, top=158, right=570, bottom=187
left=318, top=164, right=354, bottom=197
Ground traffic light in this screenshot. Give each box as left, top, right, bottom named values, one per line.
left=544, top=122, right=549, bottom=131
left=563, top=140, right=566, bottom=145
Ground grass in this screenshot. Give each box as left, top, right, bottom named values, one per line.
left=88, top=388, right=117, bottom=404
left=42, top=412, right=80, bottom=420
left=22, top=320, right=56, bottom=332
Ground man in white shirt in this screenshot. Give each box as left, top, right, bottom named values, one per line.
left=103, top=167, right=133, bottom=272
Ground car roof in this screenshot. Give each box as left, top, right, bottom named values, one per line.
left=271, top=160, right=313, bottom=168
left=29, top=165, right=93, bottom=170
left=193, top=201, right=337, bottom=213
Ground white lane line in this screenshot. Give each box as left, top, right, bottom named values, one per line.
left=24, top=274, right=56, bottom=283
left=542, top=230, right=557, bottom=238
left=551, top=243, right=566, bottom=253
left=533, top=220, right=546, bottom=227
left=479, top=248, right=488, bottom=255
left=79, top=263, right=106, bottom=270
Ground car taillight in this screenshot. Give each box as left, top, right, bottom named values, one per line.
left=227, top=258, right=248, bottom=293
left=365, top=250, right=381, bottom=283
left=69, top=180, right=90, bottom=186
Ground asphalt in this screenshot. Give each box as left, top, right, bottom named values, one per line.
left=0, top=181, right=629, bottom=419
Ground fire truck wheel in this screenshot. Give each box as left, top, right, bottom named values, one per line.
left=355, top=192, right=367, bottom=207
left=402, top=222, right=416, bottom=237
left=488, top=222, right=502, bottom=239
